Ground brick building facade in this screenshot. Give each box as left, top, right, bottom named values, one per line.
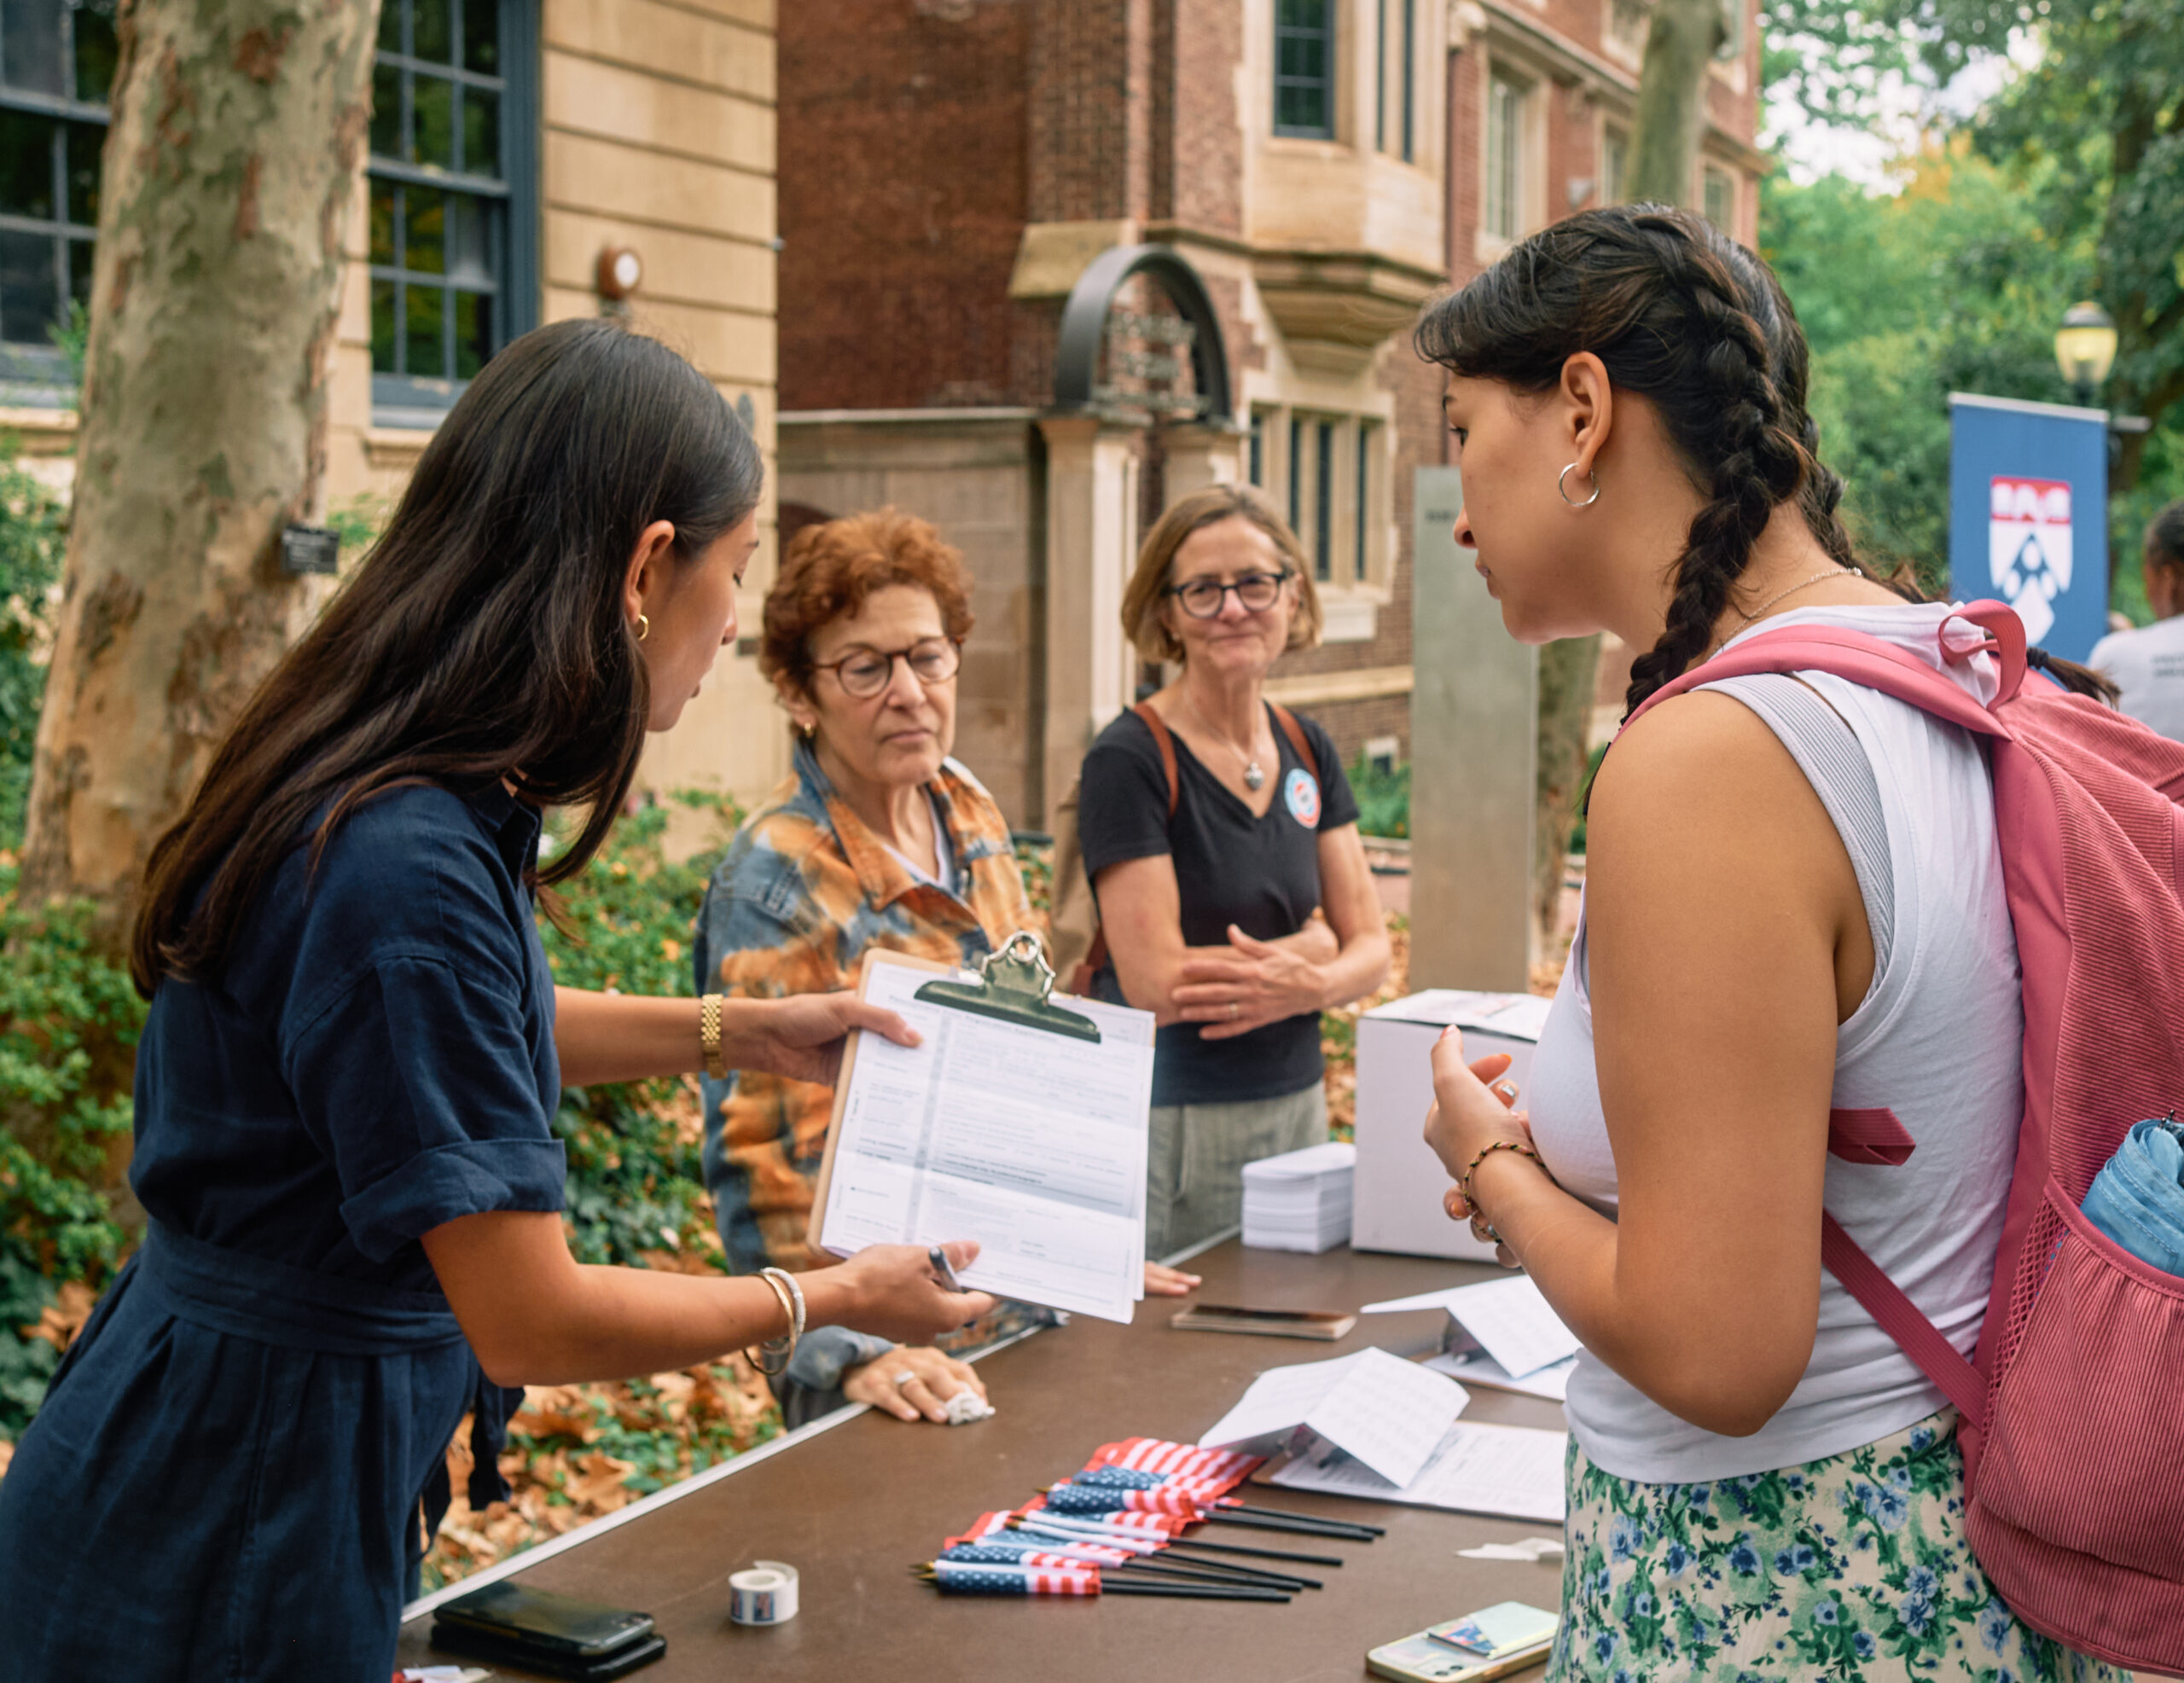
left=777, top=0, right=1765, bottom=830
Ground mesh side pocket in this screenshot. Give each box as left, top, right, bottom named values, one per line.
left=1973, top=1182, right=2184, bottom=1581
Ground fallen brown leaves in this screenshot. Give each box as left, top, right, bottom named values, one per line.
left=423, top=1354, right=782, bottom=1590
left=20, top=1280, right=96, bottom=1351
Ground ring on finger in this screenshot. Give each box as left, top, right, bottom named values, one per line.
left=892, top=1368, right=917, bottom=1388
left=1228, top=1001, right=1240, bottom=1019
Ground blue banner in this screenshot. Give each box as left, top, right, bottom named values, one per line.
left=1949, top=393, right=2110, bottom=664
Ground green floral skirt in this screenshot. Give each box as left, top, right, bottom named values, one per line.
left=1550, top=1410, right=2129, bottom=1682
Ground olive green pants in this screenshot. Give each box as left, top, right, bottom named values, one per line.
left=1143, top=1083, right=1329, bottom=1260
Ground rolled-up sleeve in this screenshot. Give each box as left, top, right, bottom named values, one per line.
left=288, top=955, right=566, bottom=1263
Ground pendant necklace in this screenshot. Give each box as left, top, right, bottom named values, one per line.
left=1180, top=694, right=1268, bottom=792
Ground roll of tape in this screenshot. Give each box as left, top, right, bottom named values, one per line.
left=729, top=1560, right=800, bottom=1626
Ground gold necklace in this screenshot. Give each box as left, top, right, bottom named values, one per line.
left=1705, top=566, right=1862, bottom=661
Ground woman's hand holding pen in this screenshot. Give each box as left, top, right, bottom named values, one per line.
left=806, top=1240, right=995, bottom=1344
left=1170, top=924, right=1328, bottom=1040
left=723, top=992, right=921, bottom=1087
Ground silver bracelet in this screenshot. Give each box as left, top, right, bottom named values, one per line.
left=745, top=1268, right=804, bottom=1377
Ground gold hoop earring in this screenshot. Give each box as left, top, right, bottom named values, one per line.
left=636, top=614, right=650, bottom=641
left=1558, top=462, right=1601, bottom=508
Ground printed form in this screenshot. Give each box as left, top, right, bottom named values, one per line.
left=816, top=955, right=1156, bottom=1324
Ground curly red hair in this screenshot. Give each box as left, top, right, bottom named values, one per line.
left=760, top=507, right=977, bottom=695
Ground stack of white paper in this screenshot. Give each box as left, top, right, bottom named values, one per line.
left=1362, top=1275, right=1583, bottom=1401
left=815, top=956, right=1157, bottom=1324
left=1197, top=1346, right=1468, bottom=1487
left=1241, top=1140, right=1356, bottom=1253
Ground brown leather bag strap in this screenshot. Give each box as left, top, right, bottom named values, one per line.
left=1131, top=701, right=1181, bottom=819
left=1269, top=703, right=1318, bottom=782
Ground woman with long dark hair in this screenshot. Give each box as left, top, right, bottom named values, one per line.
left=1414, top=209, right=2121, bottom=1679
left=0, top=319, right=990, bottom=1680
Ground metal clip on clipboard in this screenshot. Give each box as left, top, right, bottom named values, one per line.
left=914, top=931, right=1102, bottom=1044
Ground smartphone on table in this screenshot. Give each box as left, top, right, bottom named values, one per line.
left=1367, top=1600, right=1559, bottom=1682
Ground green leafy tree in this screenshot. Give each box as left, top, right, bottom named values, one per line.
left=1767, top=0, right=2184, bottom=491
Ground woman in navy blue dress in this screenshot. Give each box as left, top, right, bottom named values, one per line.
left=0, top=319, right=991, bottom=1680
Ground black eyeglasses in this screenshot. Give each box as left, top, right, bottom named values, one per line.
left=1164, top=570, right=1293, bottom=619
left=810, top=636, right=961, bottom=699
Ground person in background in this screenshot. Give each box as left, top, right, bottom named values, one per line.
left=1078, top=485, right=1391, bottom=1258
left=2089, top=500, right=2184, bottom=741
left=696, top=509, right=1198, bottom=1431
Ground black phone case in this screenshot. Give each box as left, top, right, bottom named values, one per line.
left=431, top=1620, right=668, bottom=1680
left=434, top=1580, right=655, bottom=1656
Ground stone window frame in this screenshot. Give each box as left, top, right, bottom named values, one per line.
left=1476, top=50, right=1544, bottom=263
left=368, top=0, right=539, bottom=429
left=1252, top=397, right=1394, bottom=635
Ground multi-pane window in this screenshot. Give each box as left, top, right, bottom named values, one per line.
left=1484, top=72, right=1527, bottom=242
left=1603, top=126, right=1629, bottom=206
left=369, top=0, right=535, bottom=414
left=1374, top=0, right=1417, bottom=161
left=1354, top=423, right=1374, bottom=583
left=1703, top=166, right=1734, bottom=231
left=1274, top=0, right=1334, bottom=139
left=1313, top=419, right=1334, bottom=581
left=1260, top=407, right=1384, bottom=589
left=0, top=0, right=114, bottom=382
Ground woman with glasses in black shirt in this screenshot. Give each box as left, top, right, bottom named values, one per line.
left=1077, top=485, right=1391, bottom=1256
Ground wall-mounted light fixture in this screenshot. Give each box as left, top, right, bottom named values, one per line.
left=596, top=246, right=643, bottom=306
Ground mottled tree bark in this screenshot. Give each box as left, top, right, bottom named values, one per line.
left=1531, top=634, right=1599, bottom=955
left=20, top=0, right=380, bottom=924
left=1628, top=0, right=1724, bottom=212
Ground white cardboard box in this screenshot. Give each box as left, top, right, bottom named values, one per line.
left=1351, top=989, right=1553, bottom=1261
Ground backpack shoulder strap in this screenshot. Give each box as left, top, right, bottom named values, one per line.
left=1821, top=1214, right=1989, bottom=1421
left=1131, top=701, right=1180, bottom=819
left=1623, top=606, right=2028, bottom=741
left=1269, top=704, right=1319, bottom=781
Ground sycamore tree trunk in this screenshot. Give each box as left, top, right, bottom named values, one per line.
left=19, top=0, right=380, bottom=927
left=1527, top=0, right=1723, bottom=960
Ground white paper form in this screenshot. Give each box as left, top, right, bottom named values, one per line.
left=1196, top=1347, right=1469, bottom=1489
left=817, top=957, right=1156, bottom=1323
left=1271, top=1419, right=1569, bottom=1523
left=1362, top=1275, right=1582, bottom=1380
left=1424, top=1349, right=1575, bottom=1402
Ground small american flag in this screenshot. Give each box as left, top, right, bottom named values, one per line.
left=1086, top=1437, right=1263, bottom=1495
left=931, top=1560, right=1100, bottom=1596
left=1043, top=1483, right=1205, bottom=1518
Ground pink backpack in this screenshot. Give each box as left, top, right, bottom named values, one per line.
left=1629, top=601, right=2184, bottom=1672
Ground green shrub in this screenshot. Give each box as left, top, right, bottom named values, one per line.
left=1349, top=755, right=1409, bottom=840
left=540, top=793, right=741, bottom=1268
left=0, top=450, right=67, bottom=850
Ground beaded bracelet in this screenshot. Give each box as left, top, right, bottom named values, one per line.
left=1455, top=1140, right=1546, bottom=1245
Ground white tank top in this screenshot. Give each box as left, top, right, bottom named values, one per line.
left=1528, top=603, right=2024, bottom=1482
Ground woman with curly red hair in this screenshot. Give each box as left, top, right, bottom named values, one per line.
left=694, top=508, right=1199, bottom=1430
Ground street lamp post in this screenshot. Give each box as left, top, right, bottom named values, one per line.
left=2054, top=299, right=2118, bottom=409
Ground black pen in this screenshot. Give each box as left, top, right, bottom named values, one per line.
left=928, top=1245, right=965, bottom=1291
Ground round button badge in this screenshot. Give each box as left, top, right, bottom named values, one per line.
left=1283, top=767, right=1321, bottom=827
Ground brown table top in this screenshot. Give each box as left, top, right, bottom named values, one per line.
left=396, top=1240, right=1566, bottom=1682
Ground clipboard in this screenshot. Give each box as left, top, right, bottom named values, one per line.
left=806, top=932, right=1104, bottom=1254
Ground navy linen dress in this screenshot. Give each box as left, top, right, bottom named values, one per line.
left=0, top=784, right=567, bottom=1680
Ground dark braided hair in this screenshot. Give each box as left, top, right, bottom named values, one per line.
left=1415, top=206, right=1821, bottom=711
left=1415, top=205, right=2117, bottom=706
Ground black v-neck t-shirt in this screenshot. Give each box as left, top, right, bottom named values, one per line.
left=1077, top=704, right=1358, bottom=1106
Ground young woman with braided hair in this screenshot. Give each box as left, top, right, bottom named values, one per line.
left=1415, top=207, right=2125, bottom=1680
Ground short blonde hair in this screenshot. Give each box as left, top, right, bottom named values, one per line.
left=1120, top=484, right=1323, bottom=665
